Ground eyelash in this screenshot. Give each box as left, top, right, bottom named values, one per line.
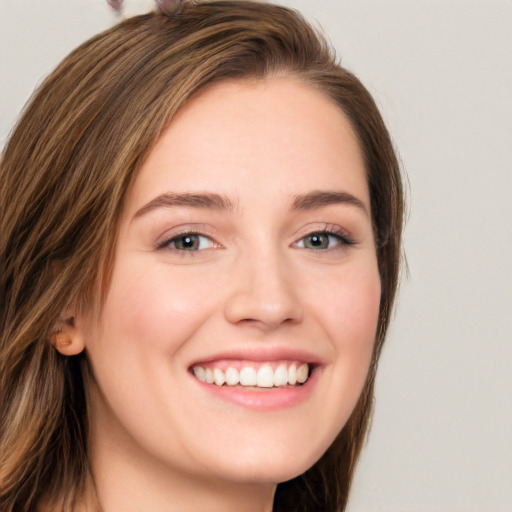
left=157, top=227, right=355, bottom=256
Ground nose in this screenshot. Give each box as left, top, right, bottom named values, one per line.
left=224, top=249, right=304, bottom=330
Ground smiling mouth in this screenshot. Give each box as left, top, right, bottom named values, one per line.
left=191, top=361, right=310, bottom=388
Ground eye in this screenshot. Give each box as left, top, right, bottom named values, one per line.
left=296, top=231, right=352, bottom=250
left=164, top=233, right=216, bottom=252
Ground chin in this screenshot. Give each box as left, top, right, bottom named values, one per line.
left=192, top=437, right=328, bottom=486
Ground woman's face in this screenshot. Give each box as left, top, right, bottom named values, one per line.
left=78, top=77, right=381, bottom=486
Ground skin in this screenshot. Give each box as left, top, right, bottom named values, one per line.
left=65, top=77, right=381, bottom=511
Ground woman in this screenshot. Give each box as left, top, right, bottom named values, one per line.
left=0, top=1, right=403, bottom=510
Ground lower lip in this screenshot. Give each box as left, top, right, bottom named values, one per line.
left=190, top=368, right=320, bottom=411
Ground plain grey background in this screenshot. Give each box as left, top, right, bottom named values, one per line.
left=1, top=1, right=511, bottom=511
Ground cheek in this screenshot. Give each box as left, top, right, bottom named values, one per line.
left=335, top=270, right=381, bottom=367
left=96, top=259, right=219, bottom=355
left=313, top=262, right=381, bottom=419
left=314, top=261, right=381, bottom=349
left=343, top=277, right=381, bottom=343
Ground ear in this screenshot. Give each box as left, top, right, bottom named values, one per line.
left=49, top=312, right=86, bottom=356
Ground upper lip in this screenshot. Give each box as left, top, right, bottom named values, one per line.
left=189, top=346, right=325, bottom=368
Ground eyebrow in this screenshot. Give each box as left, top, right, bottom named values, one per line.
left=133, top=189, right=368, bottom=219
left=292, top=190, right=368, bottom=216
left=133, top=192, right=236, bottom=218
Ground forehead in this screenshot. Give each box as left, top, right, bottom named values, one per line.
left=124, top=77, right=368, bottom=216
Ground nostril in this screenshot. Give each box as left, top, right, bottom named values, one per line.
left=225, top=304, right=303, bottom=330
left=224, top=291, right=295, bottom=326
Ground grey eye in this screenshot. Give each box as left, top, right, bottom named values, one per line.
left=299, top=232, right=342, bottom=250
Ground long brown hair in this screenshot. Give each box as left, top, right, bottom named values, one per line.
left=0, top=2, right=403, bottom=510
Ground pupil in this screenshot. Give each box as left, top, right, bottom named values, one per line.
left=308, top=234, right=327, bottom=249
left=179, top=235, right=198, bottom=250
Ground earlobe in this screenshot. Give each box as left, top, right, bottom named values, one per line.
left=50, top=315, right=85, bottom=356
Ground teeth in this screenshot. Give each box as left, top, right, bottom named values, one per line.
left=256, top=365, right=274, bottom=388
left=288, top=364, right=297, bottom=385
left=297, top=363, right=308, bottom=384
left=193, top=366, right=206, bottom=382
left=213, top=368, right=225, bottom=386
left=225, top=367, right=239, bottom=386
left=239, top=367, right=257, bottom=386
left=273, top=364, right=288, bottom=387
left=192, top=362, right=310, bottom=388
